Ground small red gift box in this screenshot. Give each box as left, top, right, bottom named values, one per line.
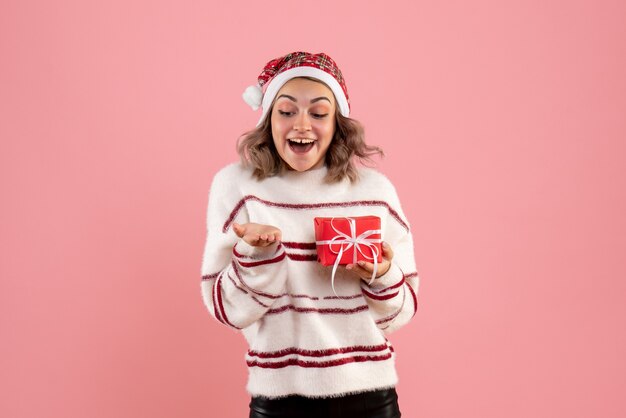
left=314, top=216, right=383, bottom=266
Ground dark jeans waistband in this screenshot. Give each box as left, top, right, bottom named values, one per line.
left=249, top=387, right=401, bottom=418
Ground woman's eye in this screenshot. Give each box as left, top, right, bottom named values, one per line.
left=278, top=110, right=328, bottom=119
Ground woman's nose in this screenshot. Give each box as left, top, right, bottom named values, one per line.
left=293, top=112, right=312, bottom=131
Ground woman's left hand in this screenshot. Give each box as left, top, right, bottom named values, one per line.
left=345, top=241, right=394, bottom=280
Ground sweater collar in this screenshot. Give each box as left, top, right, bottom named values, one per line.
left=274, top=164, right=339, bottom=190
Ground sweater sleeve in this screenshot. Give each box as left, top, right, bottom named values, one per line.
left=200, top=166, right=288, bottom=330
left=360, top=176, right=420, bottom=335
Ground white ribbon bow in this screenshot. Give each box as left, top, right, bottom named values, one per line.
left=316, top=217, right=381, bottom=297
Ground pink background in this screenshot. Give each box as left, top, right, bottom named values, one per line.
left=2, top=1, right=625, bottom=417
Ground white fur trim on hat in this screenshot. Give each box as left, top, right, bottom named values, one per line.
left=256, top=67, right=350, bottom=127
left=242, top=84, right=263, bottom=111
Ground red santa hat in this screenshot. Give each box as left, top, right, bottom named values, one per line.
left=242, top=51, right=351, bottom=127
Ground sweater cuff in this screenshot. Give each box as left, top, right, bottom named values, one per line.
left=362, top=261, right=403, bottom=290
left=233, top=239, right=282, bottom=260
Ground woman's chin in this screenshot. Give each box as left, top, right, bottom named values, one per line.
left=285, top=157, right=322, bottom=172
left=287, top=162, right=314, bottom=172
left=283, top=149, right=320, bottom=171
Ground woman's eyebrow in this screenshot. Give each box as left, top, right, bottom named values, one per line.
left=276, top=94, right=331, bottom=104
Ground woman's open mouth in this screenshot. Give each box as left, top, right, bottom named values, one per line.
left=288, top=138, right=316, bottom=154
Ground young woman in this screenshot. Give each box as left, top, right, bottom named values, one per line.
left=200, top=51, right=420, bottom=418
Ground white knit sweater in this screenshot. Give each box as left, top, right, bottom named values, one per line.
left=200, top=161, right=420, bottom=399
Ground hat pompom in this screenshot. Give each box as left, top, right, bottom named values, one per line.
left=242, top=84, right=263, bottom=111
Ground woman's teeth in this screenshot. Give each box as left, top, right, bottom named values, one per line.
left=288, top=138, right=316, bottom=154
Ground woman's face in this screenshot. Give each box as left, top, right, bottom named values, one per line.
left=270, top=77, right=336, bottom=172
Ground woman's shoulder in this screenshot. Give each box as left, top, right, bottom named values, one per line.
left=354, top=165, right=406, bottom=209
left=214, top=160, right=247, bottom=175
left=211, top=161, right=254, bottom=183
left=356, top=165, right=398, bottom=192
left=207, top=161, right=256, bottom=197
left=356, top=166, right=408, bottom=222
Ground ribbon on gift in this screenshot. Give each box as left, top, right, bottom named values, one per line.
left=315, top=217, right=381, bottom=297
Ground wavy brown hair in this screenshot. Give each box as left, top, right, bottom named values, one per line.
left=236, top=77, right=384, bottom=184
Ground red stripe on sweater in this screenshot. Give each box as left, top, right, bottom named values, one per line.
left=234, top=247, right=315, bottom=263
left=232, top=246, right=250, bottom=259
left=361, top=287, right=400, bottom=301
left=222, top=196, right=409, bottom=233
left=252, top=295, right=270, bottom=308
left=202, top=272, right=220, bottom=281
left=207, top=266, right=367, bottom=302
left=247, top=343, right=390, bottom=359
left=227, top=273, right=270, bottom=308
left=282, top=241, right=317, bottom=250
left=367, top=277, right=405, bottom=295
left=322, top=294, right=363, bottom=300
left=406, top=281, right=418, bottom=317
left=211, top=273, right=225, bottom=325
left=376, top=311, right=400, bottom=325
left=216, top=275, right=241, bottom=330
left=289, top=293, right=319, bottom=300
left=233, top=242, right=284, bottom=260
left=232, top=261, right=281, bottom=299
left=246, top=352, right=392, bottom=369
left=286, top=253, right=318, bottom=261
left=375, top=286, right=406, bottom=325
left=228, top=273, right=248, bottom=295
left=236, top=251, right=286, bottom=267
left=267, top=304, right=369, bottom=315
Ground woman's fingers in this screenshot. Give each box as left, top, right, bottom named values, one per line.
left=382, top=241, right=394, bottom=260
left=357, top=260, right=374, bottom=271
left=233, top=222, right=282, bottom=247
left=346, top=262, right=373, bottom=279
left=246, top=233, right=259, bottom=244
left=243, top=233, right=275, bottom=247
left=348, top=242, right=393, bottom=271
left=347, top=258, right=391, bottom=279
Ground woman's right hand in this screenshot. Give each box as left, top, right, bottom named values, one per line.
left=233, top=222, right=282, bottom=247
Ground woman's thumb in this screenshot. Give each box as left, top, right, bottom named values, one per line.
left=382, top=241, right=394, bottom=259
left=233, top=222, right=244, bottom=237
